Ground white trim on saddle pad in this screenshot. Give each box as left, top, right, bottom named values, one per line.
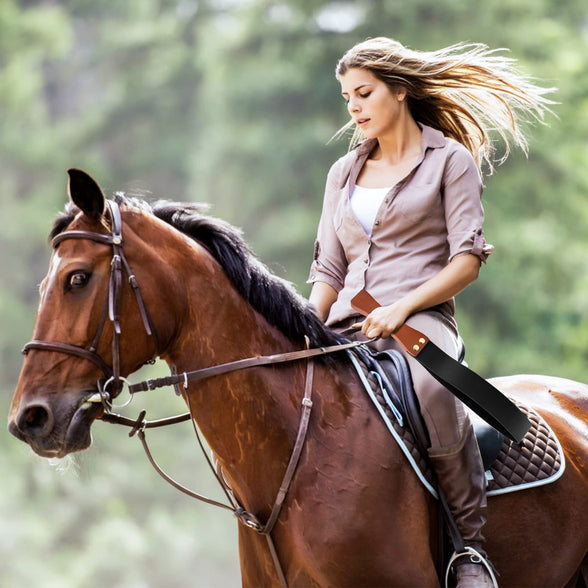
left=347, top=350, right=566, bottom=500
left=485, top=404, right=566, bottom=497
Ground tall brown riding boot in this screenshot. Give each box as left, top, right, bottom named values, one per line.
left=428, top=425, right=497, bottom=587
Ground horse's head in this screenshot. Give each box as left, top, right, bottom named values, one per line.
left=8, top=169, right=166, bottom=458
left=9, top=168, right=342, bottom=460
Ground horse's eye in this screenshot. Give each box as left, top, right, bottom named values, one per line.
left=68, top=272, right=90, bottom=289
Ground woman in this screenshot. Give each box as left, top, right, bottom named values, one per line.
left=308, top=37, right=553, bottom=587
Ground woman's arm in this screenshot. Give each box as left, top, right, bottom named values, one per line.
left=356, top=253, right=481, bottom=338
left=309, top=281, right=339, bottom=322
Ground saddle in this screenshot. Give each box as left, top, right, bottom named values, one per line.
left=349, top=345, right=565, bottom=498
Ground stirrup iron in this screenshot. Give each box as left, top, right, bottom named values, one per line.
left=445, top=546, right=498, bottom=588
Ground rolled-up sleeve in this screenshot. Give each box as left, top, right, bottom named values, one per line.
left=307, top=163, right=348, bottom=291
left=443, top=146, right=494, bottom=263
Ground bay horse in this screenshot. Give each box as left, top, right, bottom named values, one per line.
left=8, top=169, right=588, bottom=587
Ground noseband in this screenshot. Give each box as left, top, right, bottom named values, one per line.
left=22, top=200, right=159, bottom=400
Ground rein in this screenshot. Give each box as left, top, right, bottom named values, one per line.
left=22, top=199, right=370, bottom=588
left=98, top=334, right=367, bottom=515
left=100, top=337, right=364, bottom=588
left=127, top=337, right=367, bottom=395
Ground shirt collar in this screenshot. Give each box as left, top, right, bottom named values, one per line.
left=345, top=124, right=446, bottom=191
left=420, top=123, right=446, bottom=149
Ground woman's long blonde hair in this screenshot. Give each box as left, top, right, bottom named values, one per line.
left=335, top=37, right=555, bottom=172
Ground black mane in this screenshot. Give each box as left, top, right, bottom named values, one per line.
left=51, top=194, right=347, bottom=350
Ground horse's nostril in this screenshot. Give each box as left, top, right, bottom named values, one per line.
left=17, top=403, right=54, bottom=437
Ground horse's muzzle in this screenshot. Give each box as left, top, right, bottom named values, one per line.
left=8, top=396, right=101, bottom=458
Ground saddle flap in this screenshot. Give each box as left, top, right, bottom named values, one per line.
left=355, top=346, right=430, bottom=454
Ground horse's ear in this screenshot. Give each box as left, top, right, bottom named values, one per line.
left=67, top=168, right=105, bottom=221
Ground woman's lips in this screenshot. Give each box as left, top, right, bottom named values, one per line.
left=357, top=118, right=370, bottom=127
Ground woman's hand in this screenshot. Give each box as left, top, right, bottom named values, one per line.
left=353, top=299, right=412, bottom=339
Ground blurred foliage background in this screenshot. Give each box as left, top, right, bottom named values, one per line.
left=1, top=0, right=587, bottom=586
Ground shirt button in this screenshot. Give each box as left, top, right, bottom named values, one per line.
left=363, top=258, right=368, bottom=263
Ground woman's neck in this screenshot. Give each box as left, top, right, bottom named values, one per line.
left=375, top=116, right=422, bottom=164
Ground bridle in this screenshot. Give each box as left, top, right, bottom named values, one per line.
left=21, top=199, right=370, bottom=587
left=22, top=198, right=364, bottom=402
left=22, top=200, right=160, bottom=402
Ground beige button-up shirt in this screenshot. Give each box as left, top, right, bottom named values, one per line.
left=308, top=124, right=492, bottom=326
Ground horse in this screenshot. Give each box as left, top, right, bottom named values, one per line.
left=8, top=169, right=588, bottom=587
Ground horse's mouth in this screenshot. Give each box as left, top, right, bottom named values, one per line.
left=10, top=393, right=104, bottom=459
left=62, top=396, right=105, bottom=455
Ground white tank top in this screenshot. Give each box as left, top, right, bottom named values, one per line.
left=350, top=184, right=391, bottom=236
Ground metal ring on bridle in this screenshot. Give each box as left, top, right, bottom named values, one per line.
left=101, top=376, right=133, bottom=409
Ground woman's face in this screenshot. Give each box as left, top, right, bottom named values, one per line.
left=339, top=68, right=407, bottom=140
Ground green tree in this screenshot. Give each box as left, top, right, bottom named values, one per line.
left=1, top=1, right=587, bottom=586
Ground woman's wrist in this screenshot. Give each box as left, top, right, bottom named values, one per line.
left=393, top=297, right=415, bottom=322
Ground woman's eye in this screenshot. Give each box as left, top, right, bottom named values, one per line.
left=68, top=272, right=89, bottom=289
left=359, top=92, right=371, bottom=99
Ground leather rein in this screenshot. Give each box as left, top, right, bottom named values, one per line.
left=21, top=200, right=367, bottom=587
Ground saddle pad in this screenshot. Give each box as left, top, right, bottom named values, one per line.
left=485, top=402, right=565, bottom=496
left=347, top=351, right=566, bottom=499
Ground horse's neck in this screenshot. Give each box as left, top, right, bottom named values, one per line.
left=164, top=266, right=303, bottom=511
left=169, top=267, right=293, bottom=367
